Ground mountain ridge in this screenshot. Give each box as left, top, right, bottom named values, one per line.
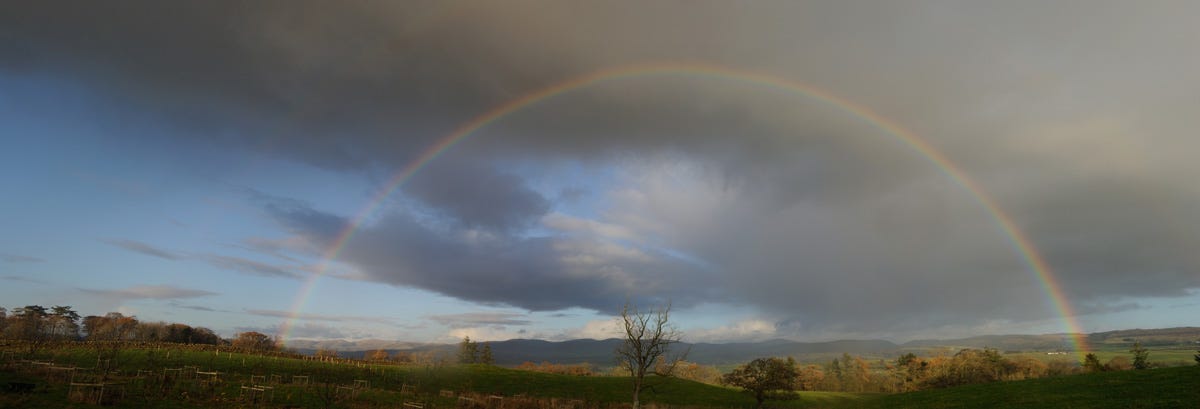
left=287, top=327, right=1200, bottom=366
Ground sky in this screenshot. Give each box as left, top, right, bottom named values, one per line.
left=2, top=1, right=1199, bottom=345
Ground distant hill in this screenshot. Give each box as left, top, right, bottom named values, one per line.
left=903, top=327, right=1200, bottom=351
left=289, top=327, right=1200, bottom=366
left=901, top=334, right=1077, bottom=351
left=314, top=338, right=899, bottom=366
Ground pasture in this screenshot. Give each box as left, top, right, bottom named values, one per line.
left=1, top=342, right=1196, bottom=408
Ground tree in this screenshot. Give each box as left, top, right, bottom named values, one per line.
left=723, top=357, right=799, bottom=409
left=232, top=331, right=276, bottom=351
left=47, top=306, right=80, bottom=340
left=1083, top=353, right=1105, bottom=373
left=615, top=301, right=686, bottom=409
left=458, top=336, right=479, bottom=364
left=367, top=349, right=390, bottom=361
left=1130, top=341, right=1150, bottom=370
left=480, top=342, right=495, bottom=365
left=9, top=305, right=49, bottom=354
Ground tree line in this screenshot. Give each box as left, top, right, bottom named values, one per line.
left=0, top=304, right=295, bottom=355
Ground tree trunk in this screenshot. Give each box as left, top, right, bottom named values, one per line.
left=632, top=380, right=641, bottom=409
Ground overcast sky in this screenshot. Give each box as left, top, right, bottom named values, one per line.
left=2, top=1, right=1199, bottom=344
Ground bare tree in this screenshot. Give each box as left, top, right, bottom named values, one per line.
left=615, top=301, right=687, bottom=409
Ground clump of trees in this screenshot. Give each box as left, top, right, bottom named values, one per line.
left=457, top=336, right=495, bottom=365
left=1, top=305, right=224, bottom=348
left=232, top=331, right=280, bottom=352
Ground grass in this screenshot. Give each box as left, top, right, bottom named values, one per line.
left=846, top=365, right=1200, bottom=409
left=2, top=344, right=1197, bottom=408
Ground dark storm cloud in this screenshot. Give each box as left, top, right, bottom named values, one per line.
left=405, top=159, right=551, bottom=232
left=7, top=1, right=1200, bottom=335
left=102, top=238, right=184, bottom=261
left=260, top=195, right=715, bottom=312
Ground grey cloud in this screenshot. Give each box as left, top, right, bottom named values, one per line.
left=102, top=238, right=183, bottom=260
left=428, top=312, right=533, bottom=328
left=404, top=159, right=550, bottom=231
left=245, top=309, right=394, bottom=325
left=2, top=275, right=47, bottom=284
left=102, top=235, right=304, bottom=279
left=169, top=303, right=227, bottom=313
left=200, top=254, right=303, bottom=279
left=1, top=253, right=45, bottom=263
left=263, top=196, right=715, bottom=312
left=81, top=285, right=217, bottom=300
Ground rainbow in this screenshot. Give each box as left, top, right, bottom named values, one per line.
left=277, top=62, right=1089, bottom=357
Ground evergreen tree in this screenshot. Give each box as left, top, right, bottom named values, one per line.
left=1130, top=341, right=1150, bottom=370
left=1083, top=353, right=1104, bottom=373
left=458, top=336, right=479, bottom=364
left=480, top=342, right=494, bottom=365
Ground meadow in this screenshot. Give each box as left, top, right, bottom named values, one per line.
left=1, top=342, right=1197, bottom=408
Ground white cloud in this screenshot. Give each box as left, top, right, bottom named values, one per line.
left=688, top=319, right=778, bottom=343
left=446, top=326, right=530, bottom=343
left=542, top=213, right=637, bottom=241
left=562, top=317, right=625, bottom=340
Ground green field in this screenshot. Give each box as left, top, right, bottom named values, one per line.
left=846, top=365, right=1200, bottom=409
left=1, top=344, right=1197, bottom=408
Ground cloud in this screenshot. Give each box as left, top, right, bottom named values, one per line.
left=561, top=318, right=625, bottom=341
left=245, top=309, right=394, bottom=325
left=428, top=312, right=532, bottom=328
left=261, top=194, right=715, bottom=312
left=404, top=159, right=551, bottom=232
left=7, top=2, right=1200, bottom=338
left=688, top=319, right=778, bottom=343
left=236, top=323, right=349, bottom=340
left=102, top=238, right=183, bottom=260
left=446, top=326, right=532, bottom=343
left=169, top=302, right=226, bottom=313
left=81, top=285, right=217, bottom=300
left=102, top=236, right=304, bottom=279
left=1, top=275, right=47, bottom=284
left=0, top=253, right=45, bottom=263
left=542, top=213, right=636, bottom=241
left=200, top=254, right=303, bottom=279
